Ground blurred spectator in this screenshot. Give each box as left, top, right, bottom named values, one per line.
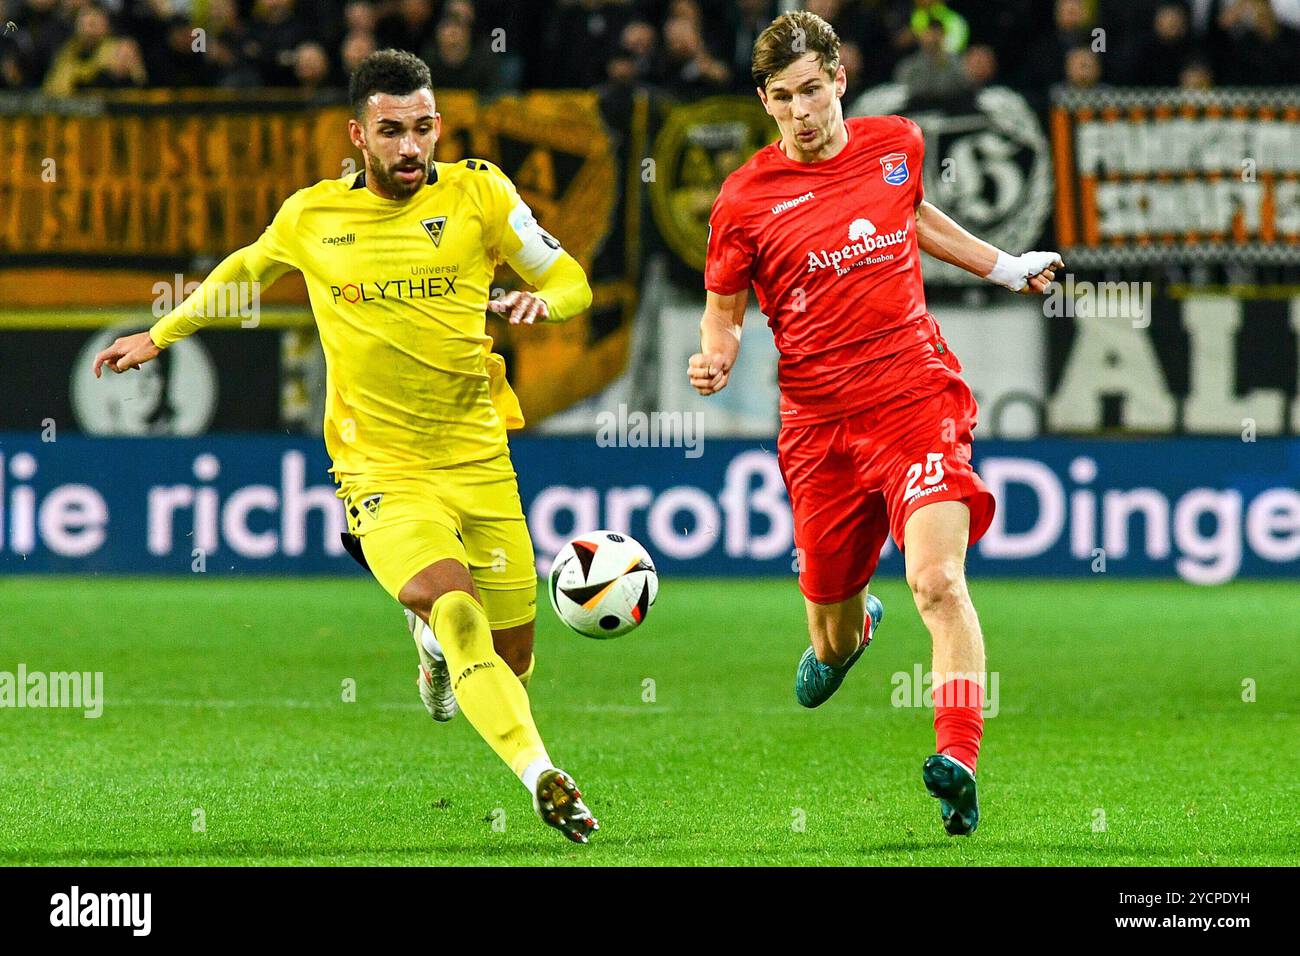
left=1054, top=0, right=1094, bottom=36
left=839, top=39, right=865, bottom=101
left=1185, top=0, right=1300, bottom=34
left=961, top=0, right=1044, bottom=79
left=293, top=40, right=331, bottom=90
left=719, top=0, right=774, bottom=90
left=1126, top=3, right=1193, bottom=86
left=804, top=0, right=844, bottom=30
left=119, top=0, right=176, bottom=86
left=535, top=0, right=637, bottom=89
left=246, top=0, right=307, bottom=86
left=1213, top=0, right=1300, bottom=83
left=2, top=0, right=73, bottom=89
left=148, top=13, right=224, bottom=86
left=666, top=0, right=703, bottom=27
left=962, top=43, right=998, bottom=91
left=596, top=46, right=637, bottom=128
left=340, top=28, right=376, bottom=77
left=83, top=34, right=147, bottom=88
left=443, top=0, right=475, bottom=28
left=620, top=20, right=655, bottom=82
left=1179, top=56, right=1215, bottom=87
left=376, top=0, right=436, bottom=54
left=421, top=13, right=497, bottom=93
left=1064, top=46, right=1104, bottom=88
left=909, top=1, right=970, bottom=55
left=653, top=10, right=730, bottom=97
left=204, top=0, right=261, bottom=88
left=343, top=0, right=377, bottom=36
left=893, top=17, right=966, bottom=100
left=14, top=0, right=1300, bottom=97
left=42, top=3, right=116, bottom=95
left=805, top=0, right=896, bottom=88
left=1021, top=0, right=1096, bottom=88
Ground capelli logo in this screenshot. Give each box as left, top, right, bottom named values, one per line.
left=50, top=886, right=152, bottom=936
left=322, top=233, right=356, bottom=246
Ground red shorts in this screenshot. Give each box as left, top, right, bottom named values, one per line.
left=777, top=376, right=996, bottom=605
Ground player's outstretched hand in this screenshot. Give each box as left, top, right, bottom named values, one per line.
left=688, top=351, right=732, bottom=396
left=488, top=291, right=549, bottom=325
left=1017, top=251, right=1064, bottom=295
left=92, top=331, right=160, bottom=377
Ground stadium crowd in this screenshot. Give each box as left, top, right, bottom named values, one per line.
left=2, top=0, right=1298, bottom=97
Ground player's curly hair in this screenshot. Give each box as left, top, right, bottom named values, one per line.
left=349, top=49, right=433, bottom=117
left=751, top=11, right=840, bottom=89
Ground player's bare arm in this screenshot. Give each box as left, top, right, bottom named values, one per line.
left=914, top=200, right=1063, bottom=294
left=689, top=288, right=747, bottom=396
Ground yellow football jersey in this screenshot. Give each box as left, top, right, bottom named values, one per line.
left=154, top=159, right=536, bottom=476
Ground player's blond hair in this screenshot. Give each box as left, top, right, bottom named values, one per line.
left=751, top=11, right=840, bottom=90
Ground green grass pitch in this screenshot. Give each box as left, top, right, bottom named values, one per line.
left=1, top=576, right=1296, bottom=866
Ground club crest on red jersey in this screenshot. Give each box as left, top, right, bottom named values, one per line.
left=879, top=152, right=909, bottom=186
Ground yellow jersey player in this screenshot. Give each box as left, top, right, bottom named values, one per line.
left=92, top=50, right=599, bottom=844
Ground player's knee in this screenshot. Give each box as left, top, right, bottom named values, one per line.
left=397, top=581, right=436, bottom=621
left=908, top=563, right=967, bottom=616
left=428, top=590, right=489, bottom=655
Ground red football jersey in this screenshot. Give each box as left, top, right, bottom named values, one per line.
left=705, top=114, right=960, bottom=424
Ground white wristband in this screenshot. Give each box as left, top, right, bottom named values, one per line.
left=984, top=249, right=1026, bottom=291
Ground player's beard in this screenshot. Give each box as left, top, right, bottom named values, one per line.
left=367, top=152, right=430, bottom=199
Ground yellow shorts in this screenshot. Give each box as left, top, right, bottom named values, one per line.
left=337, top=453, right=538, bottom=630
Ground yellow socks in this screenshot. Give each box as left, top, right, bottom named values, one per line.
left=517, top=654, right=536, bottom=689
left=428, top=591, right=549, bottom=780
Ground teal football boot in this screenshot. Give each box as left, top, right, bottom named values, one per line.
left=795, top=593, right=884, bottom=708
left=923, top=753, right=980, bottom=836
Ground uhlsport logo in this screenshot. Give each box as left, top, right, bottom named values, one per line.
left=772, top=191, right=815, bottom=216
left=806, top=218, right=910, bottom=276
left=879, top=152, right=909, bottom=185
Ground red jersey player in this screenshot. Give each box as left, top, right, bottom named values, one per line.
left=690, top=11, right=1062, bottom=837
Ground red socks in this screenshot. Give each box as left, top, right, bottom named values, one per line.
left=934, top=677, right=984, bottom=774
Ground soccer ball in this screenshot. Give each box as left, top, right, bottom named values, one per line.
left=548, top=531, right=658, bottom=639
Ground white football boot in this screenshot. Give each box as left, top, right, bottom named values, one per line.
left=532, top=768, right=599, bottom=845
left=405, top=609, right=457, bottom=722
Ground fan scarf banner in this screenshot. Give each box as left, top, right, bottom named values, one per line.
left=1050, top=87, right=1300, bottom=270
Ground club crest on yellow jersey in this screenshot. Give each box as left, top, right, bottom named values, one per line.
left=421, top=216, right=447, bottom=246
